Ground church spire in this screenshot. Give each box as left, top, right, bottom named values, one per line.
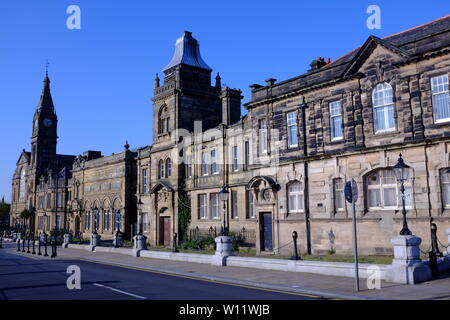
left=38, top=63, right=54, bottom=110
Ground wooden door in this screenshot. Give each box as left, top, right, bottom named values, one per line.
left=260, top=212, right=273, bottom=251
left=159, top=217, right=171, bottom=246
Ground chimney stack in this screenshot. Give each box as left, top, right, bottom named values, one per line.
left=221, top=87, right=243, bottom=126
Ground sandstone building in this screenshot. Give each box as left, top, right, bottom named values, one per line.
left=11, top=16, right=450, bottom=255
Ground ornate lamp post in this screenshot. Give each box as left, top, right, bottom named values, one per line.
left=393, top=154, right=412, bottom=236
left=219, top=186, right=229, bottom=236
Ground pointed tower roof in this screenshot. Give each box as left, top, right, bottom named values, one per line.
left=163, top=31, right=212, bottom=72
left=37, top=73, right=54, bottom=110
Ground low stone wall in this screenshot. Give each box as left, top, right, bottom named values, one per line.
left=226, top=256, right=387, bottom=280
left=139, top=251, right=212, bottom=264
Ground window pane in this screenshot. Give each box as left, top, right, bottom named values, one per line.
left=443, top=183, right=450, bottom=206
left=383, top=187, right=397, bottom=207
left=331, top=116, right=343, bottom=139
left=368, top=189, right=381, bottom=208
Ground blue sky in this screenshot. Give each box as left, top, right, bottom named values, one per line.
left=0, top=0, right=449, bottom=202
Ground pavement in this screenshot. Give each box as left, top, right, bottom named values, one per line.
left=2, top=242, right=450, bottom=300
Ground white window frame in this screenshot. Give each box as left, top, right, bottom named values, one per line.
left=259, top=119, right=268, bottom=155
left=431, top=74, right=450, bottom=123
left=186, top=155, right=193, bottom=178
left=166, top=158, right=172, bottom=177
left=159, top=160, right=165, bottom=179
left=142, top=168, right=148, bottom=193
left=211, top=150, right=219, bottom=175
left=330, top=101, right=343, bottom=140
left=247, top=190, right=255, bottom=219
left=199, top=194, right=208, bottom=219
left=143, top=213, right=149, bottom=233
left=201, top=152, right=209, bottom=176
left=441, top=169, right=450, bottom=208
left=367, top=169, right=412, bottom=210
left=334, top=178, right=345, bottom=212
left=232, top=146, right=239, bottom=171
left=19, top=168, right=26, bottom=200
left=287, top=111, right=299, bottom=148
left=232, top=191, right=238, bottom=219
left=288, top=182, right=304, bottom=214
left=372, top=83, right=396, bottom=133
left=210, top=193, right=220, bottom=220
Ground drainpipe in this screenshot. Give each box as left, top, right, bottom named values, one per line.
left=301, top=102, right=312, bottom=255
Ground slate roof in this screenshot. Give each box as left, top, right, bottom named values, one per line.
left=245, top=15, right=450, bottom=106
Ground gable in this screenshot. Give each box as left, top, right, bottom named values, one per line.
left=16, top=150, right=30, bottom=166
left=343, top=37, right=410, bottom=78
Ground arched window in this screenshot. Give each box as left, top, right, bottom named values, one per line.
left=104, top=210, right=111, bottom=231
left=366, top=169, right=412, bottom=210
left=288, top=181, right=304, bottom=214
left=158, top=106, right=170, bottom=134
left=372, top=83, right=395, bottom=132
left=19, top=168, right=26, bottom=201
left=159, top=160, right=165, bottom=179
left=85, top=211, right=91, bottom=231
left=166, top=158, right=172, bottom=177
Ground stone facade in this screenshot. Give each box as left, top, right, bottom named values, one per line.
left=11, top=17, right=450, bottom=256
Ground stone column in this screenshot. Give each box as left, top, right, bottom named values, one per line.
left=133, top=234, right=147, bottom=257
left=113, top=231, right=123, bottom=248
left=90, top=233, right=101, bottom=251
left=212, top=236, right=234, bottom=266
left=385, top=235, right=431, bottom=284
left=62, top=233, right=72, bottom=248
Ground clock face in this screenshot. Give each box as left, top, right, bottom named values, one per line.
left=43, top=118, right=52, bottom=127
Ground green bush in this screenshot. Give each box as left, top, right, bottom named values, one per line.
left=181, top=235, right=216, bottom=250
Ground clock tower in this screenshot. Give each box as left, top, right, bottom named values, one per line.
left=31, top=73, right=58, bottom=175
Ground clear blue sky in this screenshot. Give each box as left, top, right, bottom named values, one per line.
left=0, top=0, right=449, bottom=202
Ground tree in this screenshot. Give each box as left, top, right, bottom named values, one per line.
left=19, top=209, right=33, bottom=233
left=0, top=201, right=10, bottom=229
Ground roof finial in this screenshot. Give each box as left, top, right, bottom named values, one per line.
left=45, top=59, right=49, bottom=78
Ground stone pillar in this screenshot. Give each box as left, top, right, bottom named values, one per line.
left=90, top=233, right=101, bottom=251
left=212, top=236, right=234, bottom=266
left=113, top=231, right=123, bottom=248
left=446, top=228, right=450, bottom=256
left=133, top=234, right=147, bottom=257
left=385, top=235, right=432, bottom=284
left=62, top=233, right=72, bottom=248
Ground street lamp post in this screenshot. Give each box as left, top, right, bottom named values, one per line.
left=219, top=186, right=230, bottom=236
left=393, top=154, right=412, bottom=236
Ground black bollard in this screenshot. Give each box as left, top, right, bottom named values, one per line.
left=22, top=238, right=26, bottom=252
left=17, top=239, right=21, bottom=252
left=429, top=251, right=438, bottom=277
left=431, top=223, right=443, bottom=258
left=27, top=239, right=31, bottom=253
left=173, top=233, right=179, bottom=253
left=79, top=232, right=82, bottom=245
left=0, top=236, right=3, bottom=249
left=291, top=231, right=301, bottom=261
left=44, top=235, right=48, bottom=257
left=32, top=238, right=36, bottom=254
